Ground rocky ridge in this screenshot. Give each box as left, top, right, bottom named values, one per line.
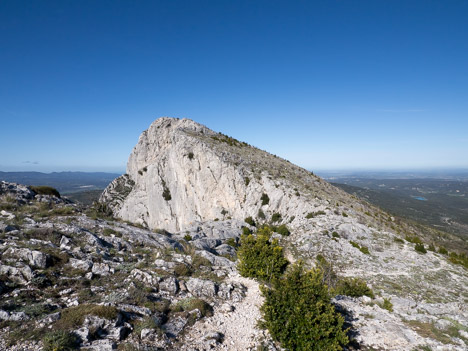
left=100, top=117, right=467, bottom=351
left=0, top=181, right=271, bottom=350
left=1, top=117, right=467, bottom=350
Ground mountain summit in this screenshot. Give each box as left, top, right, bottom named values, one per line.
left=1, top=118, right=467, bottom=350
left=98, top=117, right=468, bottom=350
left=101, top=117, right=342, bottom=232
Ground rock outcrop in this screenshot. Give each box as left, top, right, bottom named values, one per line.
left=97, top=117, right=468, bottom=351
left=101, top=117, right=336, bottom=232
left=0, top=182, right=256, bottom=351
left=2, top=117, right=468, bottom=350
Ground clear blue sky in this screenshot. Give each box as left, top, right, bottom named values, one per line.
left=1, top=0, right=467, bottom=173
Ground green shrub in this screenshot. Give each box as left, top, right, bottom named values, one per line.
left=87, top=201, right=114, bottom=220
left=257, top=209, right=266, bottom=220
left=349, top=241, right=369, bottom=254
left=242, top=227, right=252, bottom=235
left=103, top=228, right=118, bottom=236
left=315, top=255, right=340, bottom=289
left=447, top=252, right=468, bottom=268
left=359, top=246, right=370, bottom=255
left=244, top=177, right=250, bottom=186
left=335, top=277, right=374, bottom=298
left=188, top=152, right=194, bottom=159
left=260, top=264, right=349, bottom=351
left=332, top=232, right=340, bottom=238
left=226, top=237, right=238, bottom=247
left=276, top=224, right=290, bottom=236
left=191, top=254, right=212, bottom=269
left=428, top=243, right=436, bottom=252
left=237, top=227, right=288, bottom=281
left=51, top=206, right=76, bottom=216
left=438, top=247, right=448, bottom=255
left=260, top=193, right=270, bottom=206
left=244, top=216, right=256, bottom=227
left=184, top=234, right=192, bottom=241
left=30, top=186, right=61, bottom=198
left=271, top=212, right=281, bottom=222
left=306, top=211, right=326, bottom=219
left=174, top=263, right=192, bottom=277
left=42, top=330, right=79, bottom=351
left=162, top=188, right=171, bottom=201
left=173, top=297, right=213, bottom=317
left=381, top=298, right=393, bottom=312
left=55, top=304, right=118, bottom=330
left=342, top=212, right=348, bottom=217
left=415, top=243, right=427, bottom=254
left=133, top=316, right=163, bottom=339
left=405, top=235, right=423, bottom=244
left=394, top=237, right=404, bottom=244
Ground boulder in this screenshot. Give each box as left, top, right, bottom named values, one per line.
left=0, top=309, right=29, bottom=321
left=162, top=315, right=187, bottom=337
left=92, top=262, right=114, bottom=276
left=69, top=258, right=93, bottom=271
left=186, top=278, right=217, bottom=298
left=0, top=263, right=34, bottom=283
left=4, top=247, right=50, bottom=269
left=159, top=277, right=179, bottom=295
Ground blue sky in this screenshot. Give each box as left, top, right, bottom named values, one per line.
left=1, top=0, right=467, bottom=173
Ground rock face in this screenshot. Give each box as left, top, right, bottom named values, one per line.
left=3, top=119, right=468, bottom=350
left=0, top=181, right=250, bottom=351
left=101, top=117, right=336, bottom=232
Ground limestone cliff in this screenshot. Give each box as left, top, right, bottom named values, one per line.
left=101, top=117, right=343, bottom=232
left=98, top=117, right=468, bottom=351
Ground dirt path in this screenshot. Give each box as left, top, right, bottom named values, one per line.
left=182, top=275, right=272, bottom=350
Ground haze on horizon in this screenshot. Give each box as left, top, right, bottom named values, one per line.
left=1, top=1, right=467, bottom=173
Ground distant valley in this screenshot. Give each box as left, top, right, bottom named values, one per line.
left=2, top=170, right=468, bottom=236
left=319, top=171, right=468, bottom=239
left=0, top=171, right=120, bottom=205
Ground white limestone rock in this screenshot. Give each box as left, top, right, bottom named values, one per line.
left=100, top=117, right=329, bottom=232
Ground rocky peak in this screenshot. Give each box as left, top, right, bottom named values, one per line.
left=101, top=117, right=349, bottom=232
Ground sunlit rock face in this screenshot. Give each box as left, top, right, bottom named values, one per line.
left=101, top=117, right=332, bottom=232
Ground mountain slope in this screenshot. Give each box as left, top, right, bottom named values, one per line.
left=100, top=117, right=468, bottom=350
left=101, top=117, right=371, bottom=232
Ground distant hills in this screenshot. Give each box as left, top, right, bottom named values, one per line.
left=0, top=171, right=120, bottom=194
left=329, top=177, right=468, bottom=239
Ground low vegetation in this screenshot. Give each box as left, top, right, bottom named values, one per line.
left=335, top=277, right=375, bottom=298
left=271, top=212, right=281, bottom=222
left=55, top=304, right=118, bottom=330
left=30, top=185, right=61, bottom=198
left=260, top=193, right=270, bottom=206
left=415, top=243, right=427, bottom=254
left=306, top=210, right=326, bottom=219
left=244, top=216, right=256, bottom=227
left=237, top=226, right=288, bottom=281
left=381, top=298, right=394, bottom=312
left=42, top=330, right=79, bottom=351
left=162, top=179, right=171, bottom=201
left=260, top=264, right=349, bottom=351
left=275, top=224, right=290, bottom=236
left=172, top=297, right=213, bottom=318
left=349, top=240, right=370, bottom=255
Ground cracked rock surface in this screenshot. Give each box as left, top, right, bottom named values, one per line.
left=2, top=117, right=468, bottom=350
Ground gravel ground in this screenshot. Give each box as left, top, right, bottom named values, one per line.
left=182, top=275, right=278, bottom=351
